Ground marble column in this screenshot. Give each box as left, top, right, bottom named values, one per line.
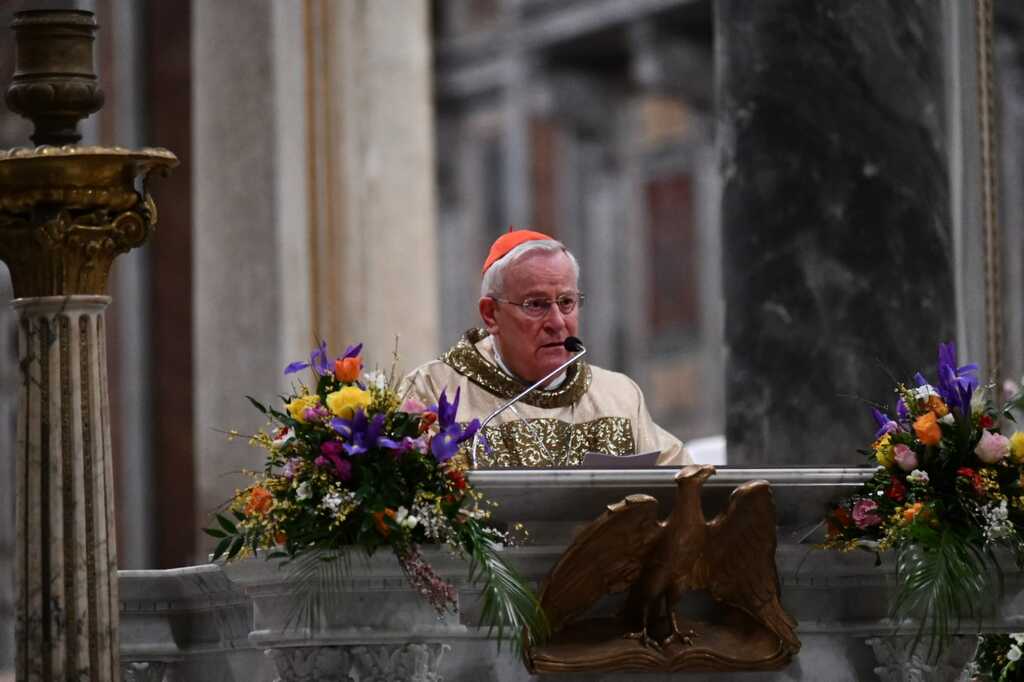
left=193, top=0, right=439, bottom=557
left=717, top=1, right=956, bottom=465
left=14, top=297, right=119, bottom=680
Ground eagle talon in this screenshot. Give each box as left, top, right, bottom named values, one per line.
left=624, top=629, right=659, bottom=649
left=662, top=628, right=696, bottom=648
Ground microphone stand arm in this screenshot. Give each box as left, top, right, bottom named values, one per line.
left=469, top=346, right=587, bottom=468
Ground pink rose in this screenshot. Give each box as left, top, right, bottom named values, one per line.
left=893, top=444, right=918, bottom=472
left=401, top=398, right=428, bottom=414
left=852, top=499, right=882, bottom=529
left=975, top=430, right=1010, bottom=464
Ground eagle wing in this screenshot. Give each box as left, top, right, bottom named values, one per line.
left=693, top=481, right=799, bottom=653
left=539, top=494, right=664, bottom=633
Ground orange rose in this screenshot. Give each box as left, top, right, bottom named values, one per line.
left=913, top=412, right=942, bottom=446
left=924, top=395, right=949, bottom=418
left=244, top=486, right=273, bottom=516
left=901, top=502, right=924, bottom=525
left=334, top=356, right=362, bottom=383
left=373, top=508, right=396, bottom=536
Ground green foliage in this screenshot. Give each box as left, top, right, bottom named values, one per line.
left=891, top=527, right=997, bottom=660
left=460, top=518, right=549, bottom=653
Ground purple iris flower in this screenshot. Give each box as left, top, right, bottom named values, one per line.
left=871, top=408, right=899, bottom=439
left=429, top=388, right=481, bottom=463
left=896, top=398, right=909, bottom=421
left=284, top=340, right=332, bottom=376
left=935, top=341, right=978, bottom=415
left=437, top=388, right=460, bottom=429
left=342, top=343, right=363, bottom=359
left=330, top=410, right=389, bottom=456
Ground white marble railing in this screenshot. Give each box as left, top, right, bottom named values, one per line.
left=118, top=469, right=1024, bottom=681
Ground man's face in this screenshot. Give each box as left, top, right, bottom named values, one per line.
left=479, top=249, right=580, bottom=384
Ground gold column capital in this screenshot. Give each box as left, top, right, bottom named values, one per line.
left=0, top=145, right=178, bottom=298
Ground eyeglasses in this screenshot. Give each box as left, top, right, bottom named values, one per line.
left=490, top=292, right=585, bottom=318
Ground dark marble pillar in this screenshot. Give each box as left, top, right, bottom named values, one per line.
left=717, top=1, right=955, bottom=465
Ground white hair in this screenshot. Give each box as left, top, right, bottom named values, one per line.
left=480, top=239, right=580, bottom=298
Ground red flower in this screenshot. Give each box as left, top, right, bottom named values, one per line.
left=833, top=506, right=852, bottom=527
left=980, top=414, right=995, bottom=429
left=886, top=478, right=907, bottom=502
left=957, top=467, right=975, bottom=478
left=447, top=467, right=467, bottom=490
left=419, top=412, right=438, bottom=433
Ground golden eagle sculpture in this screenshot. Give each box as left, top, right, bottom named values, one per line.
left=526, top=464, right=800, bottom=673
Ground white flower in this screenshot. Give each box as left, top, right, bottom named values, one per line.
left=907, top=469, right=930, bottom=484
left=912, top=384, right=939, bottom=401
left=1012, top=633, right=1024, bottom=646
left=939, top=413, right=954, bottom=425
left=272, top=428, right=296, bottom=449
left=393, top=506, right=419, bottom=529
left=364, top=370, right=388, bottom=391
left=296, top=481, right=312, bottom=501
left=1009, top=644, right=1021, bottom=662
left=971, top=386, right=988, bottom=416
left=982, top=500, right=1013, bottom=541
left=322, top=492, right=343, bottom=513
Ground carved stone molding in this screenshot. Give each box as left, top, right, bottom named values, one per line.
left=865, top=635, right=977, bottom=682
left=266, top=644, right=450, bottom=682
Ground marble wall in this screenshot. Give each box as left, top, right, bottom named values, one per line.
left=717, top=0, right=956, bottom=465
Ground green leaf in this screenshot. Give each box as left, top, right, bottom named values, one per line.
left=233, top=510, right=247, bottom=522
left=203, top=527, right=227, bottom=539
left=226, top=536, right=245, bottom=560
left=246, top=395, right=269, bottom=414
left=212, top=537, right=231, bottom=562
left=216, top=513, right=237, bottom=535
left=890, top=529, right=997, bottom=661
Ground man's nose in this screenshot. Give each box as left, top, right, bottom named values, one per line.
left=542, top=304, right=568, bottom=331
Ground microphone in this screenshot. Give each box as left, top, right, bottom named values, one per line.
left=470, top=336, right=588, bottom=467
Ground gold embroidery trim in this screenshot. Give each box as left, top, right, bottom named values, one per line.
left=464, top=416, right=635, bottom=468
left=440, top=328, right=591, bottom=409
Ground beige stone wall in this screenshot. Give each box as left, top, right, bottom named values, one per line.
left=192, top=0, right=439, bottom=558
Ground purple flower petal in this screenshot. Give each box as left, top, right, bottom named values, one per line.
left=431, top=426, right=460, bottom=463
left=284, top=360, right=310, bottom=375
left=342, top=343, right=363, bottom=359
left=343, top=442, right=367, bottom=456
left=311, top=340, right=331, bottom=375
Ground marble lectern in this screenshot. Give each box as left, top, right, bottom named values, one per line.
left=117, top=468, right=1021, bottom=681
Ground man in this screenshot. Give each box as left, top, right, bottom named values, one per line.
left=404, top=229, right=692, bottom=467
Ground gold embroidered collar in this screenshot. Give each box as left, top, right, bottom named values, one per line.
left=440, top=328, right=591, bottom=409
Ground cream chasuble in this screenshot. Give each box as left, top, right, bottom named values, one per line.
left=402, top=329, right=692, bottom=468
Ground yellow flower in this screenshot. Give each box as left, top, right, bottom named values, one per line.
left=286, top=394, right=320, bottom=423
left=874, top=433, right=895, bottom=468
left=326, top=386, right=371, bottom=419
left=1010, top=432, right=1024, bottom=464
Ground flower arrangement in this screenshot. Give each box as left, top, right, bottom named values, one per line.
left=823, top=343, right=1024, bottom=654
left=204, top=341, right=547, bottom=649
left=974, top=633, right=1024, bottom=681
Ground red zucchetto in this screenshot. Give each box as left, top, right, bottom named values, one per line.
left=481, top=228, right=555, bottom=275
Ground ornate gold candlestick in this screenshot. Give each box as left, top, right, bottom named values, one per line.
left=0, top=9, right=176, bottom=680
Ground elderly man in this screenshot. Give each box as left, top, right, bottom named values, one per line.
left=404, top=230, right=692, bottom=467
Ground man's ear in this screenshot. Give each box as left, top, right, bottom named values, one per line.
left=479, top=297, right=500, bottom=335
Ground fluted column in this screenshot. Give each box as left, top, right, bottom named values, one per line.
left=14, top=296, right=118, bottom=680
left=0, top=10, right=177, bottom=680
